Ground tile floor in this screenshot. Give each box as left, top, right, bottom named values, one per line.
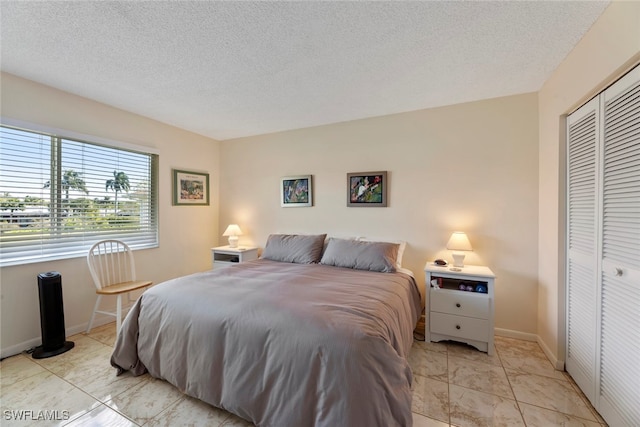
left=0, top=324, right=606, bottom=426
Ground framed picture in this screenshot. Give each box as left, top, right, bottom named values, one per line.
left=347, top=171, right=387, bottom=207
left=281, top=175, right=312, bottom=207
left=172, top=169, right=210, bottom=206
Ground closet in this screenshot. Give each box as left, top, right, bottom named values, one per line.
left=566, top=64, right=639, bottom=427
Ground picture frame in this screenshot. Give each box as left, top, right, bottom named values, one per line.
left=172, top=169, right=210, bottom=206
left=281, top=175, right=313, bottom=207
left=347, top=171, right=387, bottom=207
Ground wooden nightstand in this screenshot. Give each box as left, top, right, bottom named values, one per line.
left=211, top=246, right=258, bottom=269
left=425, top=263, right=495, bottom=355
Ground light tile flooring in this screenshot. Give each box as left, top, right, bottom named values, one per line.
left=0, top=324, right=606, bottom=426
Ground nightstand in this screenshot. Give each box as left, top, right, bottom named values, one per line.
left=211, top=246, right=258, bottom=269
left=425, top=263, right=495, bottom=355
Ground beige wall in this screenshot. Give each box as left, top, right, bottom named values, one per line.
left=0, top=73, right=220, bottom=356
left=537, top=1, right=640, bottom=365
left=4, top=2, right=634, bottom=360
left=220, top=93, right=540, bottom=337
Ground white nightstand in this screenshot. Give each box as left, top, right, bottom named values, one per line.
left=425, top=263, right=495, bottom=355
left=211, top=246, right=258, bottom=269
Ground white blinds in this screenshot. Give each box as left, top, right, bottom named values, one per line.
left=0, top=125, right=158, bottom=267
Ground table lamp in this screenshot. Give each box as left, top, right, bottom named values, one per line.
left=223, top=224, right=243, bottom=248
left=446, top=231, right=473, bottom=268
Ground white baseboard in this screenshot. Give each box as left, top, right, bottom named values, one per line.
left=1, top=337, right=42, bottom=360
left=537, top=335, right=565, bottom=371
left=494, top=327, right=565, bottom=371
left=0, top=316, right=113, bottom=360
left=494, top=327, right=537, bottom=342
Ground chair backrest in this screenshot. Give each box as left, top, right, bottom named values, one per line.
left=87, top=240, right=136, bottom=290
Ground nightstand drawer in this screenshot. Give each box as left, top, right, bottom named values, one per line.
left=430, top=290, right=490, bottom=319
left=430, top=312, right=489, bottom=341
left=213, top=261, right=237, bottom=269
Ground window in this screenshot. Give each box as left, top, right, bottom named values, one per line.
left=0, top=123, right=158, bottom=267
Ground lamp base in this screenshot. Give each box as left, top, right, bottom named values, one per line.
left=451, top=252, right=465, bottom=268
left=228, top=236, right=239, bottom=248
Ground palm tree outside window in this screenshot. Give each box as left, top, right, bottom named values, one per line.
left=44, top=169, right=89, bottom=199
left=106, top=171, right=130, bottom=215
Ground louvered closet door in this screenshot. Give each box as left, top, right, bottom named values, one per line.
left=598, top=65, right=640, bottom=427
left=566, top=96, right=600, bottom=404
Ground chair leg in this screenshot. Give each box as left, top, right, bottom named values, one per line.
left=86, top=295, right=102, bottom=334
left=116, top=294, right=122, bottom=332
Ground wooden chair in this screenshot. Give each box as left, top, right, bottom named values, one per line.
left=86, top=239, right=152, bottom=333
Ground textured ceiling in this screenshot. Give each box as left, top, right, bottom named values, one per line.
left=1, top=1, right=609, bottom=141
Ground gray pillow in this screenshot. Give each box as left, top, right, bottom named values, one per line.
left=262, top=234, right=327, bottom=264
left=320, top=238, right=399, bottom=273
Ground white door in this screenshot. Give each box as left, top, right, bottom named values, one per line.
left=566, top=96, right=600, bottom=404
left=597, top=65, right=640, bottom=427
left=566, top=64, right=640, bottom=427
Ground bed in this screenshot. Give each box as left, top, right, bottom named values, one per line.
left=111, top=234, right=422, bottom=426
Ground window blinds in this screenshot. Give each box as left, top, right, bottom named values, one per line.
left=0, top=125, right=158, bottom=267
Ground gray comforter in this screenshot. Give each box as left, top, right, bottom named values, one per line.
left=111, top=259, right=421, bottom=426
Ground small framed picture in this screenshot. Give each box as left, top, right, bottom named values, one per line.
left=281, top=175, right=312, bottom=207
left=347, top=171, right=387, bottom=207
left=172, top=169, right=210, bottom=206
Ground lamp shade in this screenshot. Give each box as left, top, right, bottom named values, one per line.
left=223, top=224, right=243, bottom=248
left=446, top=232, right=473, bottom=251
left=222, top=224, right=243, bottom=237
left=446, top=232, right=472, bottom=268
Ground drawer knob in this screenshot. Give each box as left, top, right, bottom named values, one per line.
left=455, top=303, right=461, bottom=308
left=455, top=325, right=461, bottom=330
